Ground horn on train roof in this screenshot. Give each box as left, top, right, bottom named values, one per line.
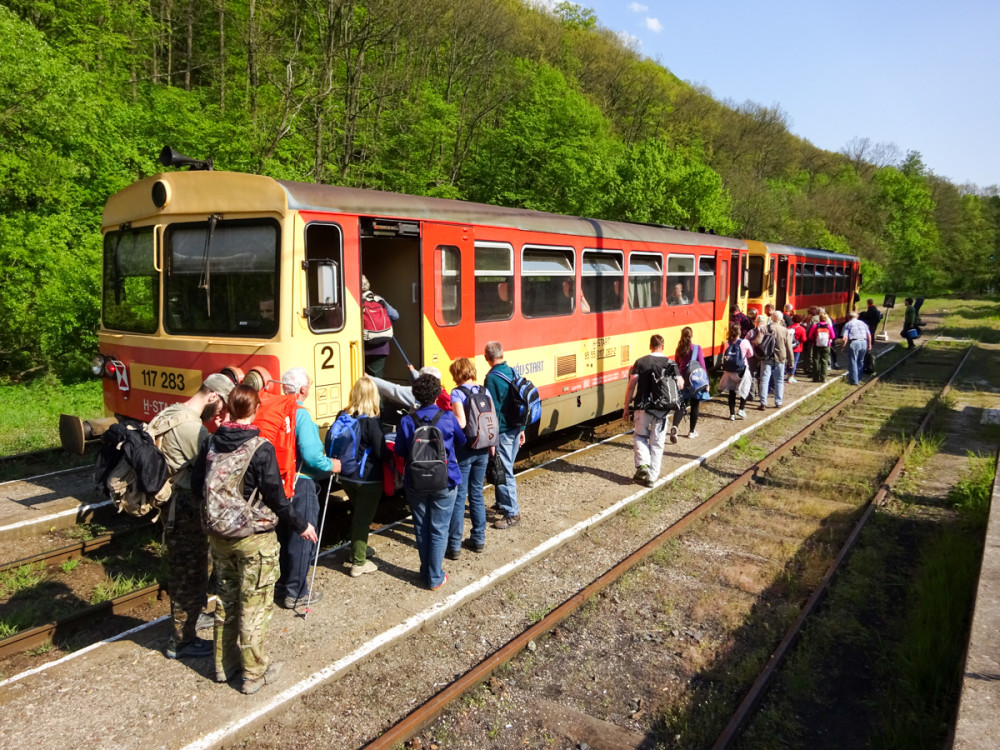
left=159, top=145, right=214, bottom=171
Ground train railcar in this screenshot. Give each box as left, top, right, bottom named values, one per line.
left=744, top=240, right=860, bottom=325
left=63, top=151, right=754, bottom=450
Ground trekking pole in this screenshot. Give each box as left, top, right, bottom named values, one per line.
left=303, top=474, right=333, bottom=620
left=391, top=336, right=412, bottom=367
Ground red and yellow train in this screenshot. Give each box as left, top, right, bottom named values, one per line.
left=61, top=150, right=860, bottom=450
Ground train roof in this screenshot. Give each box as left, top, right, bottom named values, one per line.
left=762, top=242, right=859, bottom=264
left=277, top=179, right=747, bottom=250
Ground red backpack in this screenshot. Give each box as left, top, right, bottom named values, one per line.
left=362, top=291, right=393, bottom=344
left=252, top=392, right=299, bottom=497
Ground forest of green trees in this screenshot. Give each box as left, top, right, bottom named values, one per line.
left=0, top=0, right=997, bottom=383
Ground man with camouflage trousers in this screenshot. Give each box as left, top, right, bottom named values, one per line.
left=153, top=373, right=234, bottom=660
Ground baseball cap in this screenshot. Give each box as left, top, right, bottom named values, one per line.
left=202, top=373, right=236, bottom=400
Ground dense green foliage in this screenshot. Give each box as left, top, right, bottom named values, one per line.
left=0, top=0, right=996, bottom=382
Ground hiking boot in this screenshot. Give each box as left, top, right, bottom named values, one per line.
left=196, top=612, right=215, bottom=631
left=463, top=538, right=485, bottom=554
left=445, top=548, right=461, bottom=561
left=633, top=465, right=650, bottom=485
left=669, top=425, right=678, bottom=444
left=349, top=560, right=378, bottom=578
left=486, top=504, right=502, bottom=520
left=241, top=662, right=282, bottom=695
left=493, top=514, right=521, bottom=530
left=280, top=590, right=324, bottom=609
left=165, top=637, right=213, bottom=660
left=758, top=403, right=766, bottom=411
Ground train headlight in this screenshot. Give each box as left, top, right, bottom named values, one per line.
left=91, top=356, right=104, bottom=376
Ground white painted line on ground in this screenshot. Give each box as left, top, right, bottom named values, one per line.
left=0, top=615, right=170, bottom=689
left=0, top=465, right=89, bottom=488
left=0, top=499, right=114, bottom=535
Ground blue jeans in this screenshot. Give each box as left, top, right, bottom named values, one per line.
left=847, top=339, right=867, bottom=385
left=408, top=486, right=456, bottom=589
left=495, top=429, right=521, bottom=517
left=792, top=351, right=801, bottom=376
left=759, top=361, right=785, bottom=406
left=449, top=449, right=488, bottom=550
left=275, top=476, right=320, bottom=601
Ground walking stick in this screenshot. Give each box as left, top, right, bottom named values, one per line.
left=302, top=474, right=333, bottom=619
left=391, top=336, right=412, bottom=367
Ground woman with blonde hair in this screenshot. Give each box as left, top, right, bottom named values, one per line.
left=336, top=376, right=391, bottom=577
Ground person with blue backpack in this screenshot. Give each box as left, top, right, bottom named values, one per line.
left=326, top=376, right=391, bottom=578
left=483, top=341, right=525, bottom=530
left=718, top=322, right=754, bottom=420
left=675, top=327, right=710, bottom=439
left=447, top=357, right=499, bottom=557
left=394, top=373, right=466, bottom=590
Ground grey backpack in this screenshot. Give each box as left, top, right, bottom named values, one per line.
left=201, top=436, right=277, bottom=538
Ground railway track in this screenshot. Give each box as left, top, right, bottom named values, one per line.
left=363, top=342, right=970, bottom=749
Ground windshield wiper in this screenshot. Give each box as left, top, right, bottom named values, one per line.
left=198, top=214, right=221, bottom=317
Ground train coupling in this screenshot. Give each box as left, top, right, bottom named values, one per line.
left=59, top=414, right=118, bottom=455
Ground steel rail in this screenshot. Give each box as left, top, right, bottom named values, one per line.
left=0, top=583, right=164, bottom=659
left=711, top=343, right=974, bottom=750
left=362, top=343, right=935, bottom=749
left=0, top=526, right=149, bottom=574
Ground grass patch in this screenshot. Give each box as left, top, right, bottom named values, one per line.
left=59, top=558, right=81, bottom=574
left=947, top=452, right=995, bottom=526
left=90, top=572, right=157, bottom=604
left=0, top=377, right=104, bottom=455
left=64, top=523, right=110, bottom=542
left=731, top=435, right=767, bottom=463
left=0, top=562, right=48, bottom=598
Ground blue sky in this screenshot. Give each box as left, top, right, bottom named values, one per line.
left=541, top=0, right=998, bottom=188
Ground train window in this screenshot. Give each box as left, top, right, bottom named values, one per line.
left=666, top=255, right=695, bottom=306
left=720, top=260, right=729, bottom=304
left=102, top=226, right=158, bottom=333
left=475, top=242, right=514, bottom=322
left=836, top=267, right=846, bottom=293
left=581, top=250, right=624, bottom=313
left=165, top=219, right=279, bottom=337
left=824, top=265, right=835, bottom=294
left=435, top=245, right=461, bottom=326
left=697, top=257, right=716, bottom=303
left=789, top=263, right=796, bottom=296
left=305, top=223, right=344, bottom=333
left=747, top=255, right=764, bottom=298
left=768, top=257, right=776, bottom=297
left=803, top=264, right=814, bottom=296
left=521, top=245, right=575, bottom=318
left=628, top=253, right=662, bottom=309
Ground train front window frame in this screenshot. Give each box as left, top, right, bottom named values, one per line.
left=628, top=252, right=662, bottom=309
left=435, top=245, right=461, bottom=326
left=164, top=218, right=280, bottom=337
left=697, top=257, right=717, bottom=303
left=102, top=225, right=159, bottom=333
left=474, top=241, right=514, bottom=323
left=666, top=255, right=695, bottom=306
left=305, top=222, right=345, bottom=334
left=521, top=245, right=576, bottom=318
left=581, top=249, right=624, bottom=313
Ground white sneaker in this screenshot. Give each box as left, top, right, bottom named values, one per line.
left=788, top=377, right=798, bottom=383
left=688, top=431, right=699, bottom=438
left=737, top=410, right=746, bottom=419
left=730, top=414, right=736, bottom=421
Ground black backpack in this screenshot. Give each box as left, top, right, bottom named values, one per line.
left=644, top=361, right=681, bottom=414
left=457, top=386, right=500, bottom=450
left=756, top=325, right=778, bottom=360
left=407, top=410, right=449, bottom=491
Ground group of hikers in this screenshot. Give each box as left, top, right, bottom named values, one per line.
left=104, top=289, right=913, bottom=696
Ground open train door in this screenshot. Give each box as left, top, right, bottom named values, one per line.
left=713, top=248, right=733, bottom=365
left=421, top=222, right=474, bottom=373
left=776, top=254, right=789, bottom=311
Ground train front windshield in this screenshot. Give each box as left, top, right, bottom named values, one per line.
left=164, top=219, right=280, bottom=337
left=102, top=226, right=158, bottom=333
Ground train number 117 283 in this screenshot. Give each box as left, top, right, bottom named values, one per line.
left=130, top=363, right=201, bottom=396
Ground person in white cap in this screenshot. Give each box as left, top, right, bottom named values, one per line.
left=154, top=372, right=235, bottom=660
